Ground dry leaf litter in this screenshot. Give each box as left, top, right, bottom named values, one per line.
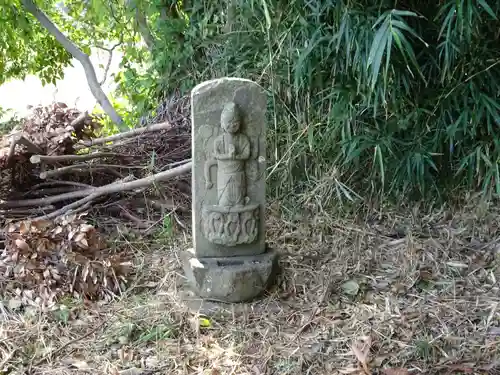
left=1, top=201, right=497, bottom=375
left=2, top=214, right=132, bottom=311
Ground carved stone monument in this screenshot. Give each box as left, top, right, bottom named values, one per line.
left=182, top=77, right=278, bottom=303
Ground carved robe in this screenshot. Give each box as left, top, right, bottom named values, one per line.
left=213, top=133, right=250, bottom=206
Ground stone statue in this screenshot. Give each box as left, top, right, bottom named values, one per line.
left=201, top=101, right=260, bottom=247
left=182, top=77, right=278, bottom=303
left=204, top=102, right=251, bottom=207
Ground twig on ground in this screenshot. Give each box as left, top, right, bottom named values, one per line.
left=71, top=200, right=94, bottom=215
left=146, top=198, right=187, bottom=213
left=119, top=206, right=155, bottom=228
left=39, top=165, right=108, bottom=179
left=159, top=158, right=192, bottom=170
left=0, top=205, right=55, bottom=216
left=19, top=186, right=81, bottom=198
left=33, top=180, right=94, bottom=189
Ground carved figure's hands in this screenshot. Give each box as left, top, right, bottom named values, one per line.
left=228, top=144, right=235, bottom=158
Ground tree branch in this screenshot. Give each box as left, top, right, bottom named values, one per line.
left=135, top=8, right=155, bottom=52
left=75, top=121, right=172, bottom=149
left=36, top=193, right=100, bottom=220
left=21, top=0, right=123, bottom=125
left=30, top=152, right=125, bottom=164
left=70, top=110, right=89, bottom=128
left=96, top=40, right=122, bottom=85
left=39, top=163, right=145, bottom=180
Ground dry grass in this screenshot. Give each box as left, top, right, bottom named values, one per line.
left=1, top=199, right=499, bottom=375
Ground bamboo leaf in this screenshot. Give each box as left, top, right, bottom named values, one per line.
left=368, top=20, right=389, bottom=89
left=478, top=0, right=498, bottom=20
left=391, top=10, right=419, bottom=17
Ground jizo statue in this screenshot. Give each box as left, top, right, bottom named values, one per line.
left=182, top=77, right=278, bottom=303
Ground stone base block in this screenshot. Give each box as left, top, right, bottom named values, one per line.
left=181, top=247, right=278, bottom=303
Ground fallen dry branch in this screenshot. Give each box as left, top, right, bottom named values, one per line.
left=76, top=121, right=172, bottom=149
left=31, top=180, right=94, bottom=189
left=0, top=205, right=55, bottom=216
left=39, top=165, right=110, bottom=180
left=19, top=186, right=82, bottom=198
left=39, top=163, right=145, bottom=180
left=119, top=206, right=155, bottom=228
left=36, top=193, right=101, bottom=220
left=30, top=152, right=124, bottom=164
left=0, top=161, right=192, bottom=210
left=35, top=176, right=137, bottom=220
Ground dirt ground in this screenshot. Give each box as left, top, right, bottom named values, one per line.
left=1, top=200, right=499, bottom=375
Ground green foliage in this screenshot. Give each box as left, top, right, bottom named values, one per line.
left=91, top=95, right=137, bottom=133
left=1, top=0, right=197, bottom=127
left=0, top=0, right=147, bottom=119
left=159, top=0, right=500, bottom=202
left=0, top=0, right=72, bottom=85
left=112, top=0, right=197, bottom=116
left=153, top=215, right=173, bottom=244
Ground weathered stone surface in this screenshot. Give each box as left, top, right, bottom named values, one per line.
left=191, top=77, right=267, bottom=258
left=181, top=247, right=278, bottom=303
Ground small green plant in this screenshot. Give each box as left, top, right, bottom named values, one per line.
left=136, top=323, right=176, bottom=343
left=414, top=338, right=436, bottom=361
left=156, top=215, right=173, bottom=242
left=108, top=319, right=177, bottom=346
left=52, top=305, right=71, bottom=325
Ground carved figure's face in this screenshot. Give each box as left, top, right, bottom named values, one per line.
left=221, top=102, right=240, bottom=134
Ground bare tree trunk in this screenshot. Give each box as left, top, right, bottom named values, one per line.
left=21, top=0, right=123, bottom=125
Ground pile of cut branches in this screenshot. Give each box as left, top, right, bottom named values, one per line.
left=0, top=97, right=192, bottom=308
left=0, top=98, right=192, bottom=224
